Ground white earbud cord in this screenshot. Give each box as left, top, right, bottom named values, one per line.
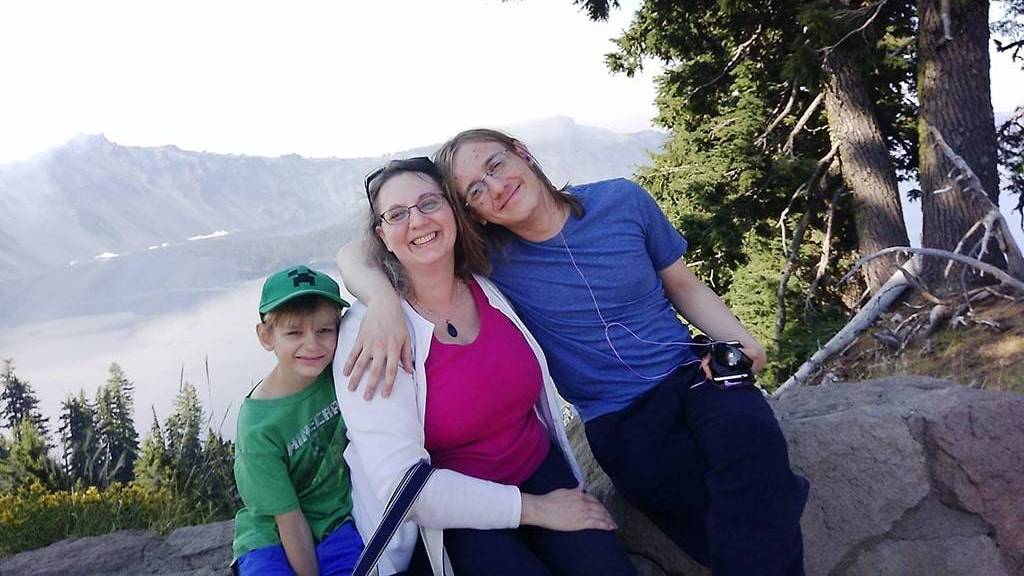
left=558, top=232, right=705, bottom=383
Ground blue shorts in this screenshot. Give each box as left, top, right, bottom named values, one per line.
left=236, top=519, right=364, bottom=576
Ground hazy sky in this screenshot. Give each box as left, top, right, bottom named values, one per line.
left=0, top=0, right=661, bottom=163
left=0, top=0, right=1021, bottom=164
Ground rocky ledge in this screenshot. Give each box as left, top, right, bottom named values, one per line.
left=3, top=377, right=1022, bottom=576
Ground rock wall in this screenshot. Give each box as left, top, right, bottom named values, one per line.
left=3, top=377, right=1022, bottom=576
left=571, top=377, right=1024, bottom=576
left=0, top=521, right=232, bottom=576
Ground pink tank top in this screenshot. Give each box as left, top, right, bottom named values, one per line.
left=423, top=279, right=551, bottom=486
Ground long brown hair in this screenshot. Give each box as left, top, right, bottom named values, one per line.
left=432, top=128, right=584, bottom=259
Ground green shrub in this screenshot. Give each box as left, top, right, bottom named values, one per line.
left=724, top=230, right=848, bottom=389
left=0, top=480, right=229, bottom=557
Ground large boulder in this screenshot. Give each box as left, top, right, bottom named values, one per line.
left=0, top=520, right=233, bottom=576
left=569, top=377, right=1024, bottom=576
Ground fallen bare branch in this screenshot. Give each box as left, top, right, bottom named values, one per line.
left=944, top=211, right=993, bottom=276
left=898, top=263, right=943, bottom=304
left=894, top=310, right=923, bottom=334
left=842, top=246, right=1024, bottom=293
left=924, top=303, right=951, bottom=337
left=972, top=318, right=1001, bottom=330
left=775, top=256, right=922, bottom=395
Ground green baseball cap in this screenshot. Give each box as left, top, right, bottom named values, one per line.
left=259, top=265, right=350, bottom=317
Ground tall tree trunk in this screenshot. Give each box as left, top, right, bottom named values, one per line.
left=823, top=47, right=911, bottom=293
left=918, top=0, right=1002, bottom=281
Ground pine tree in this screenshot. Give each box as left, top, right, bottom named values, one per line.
left=0, top=419, right=61, bottom=491
left=1, top=359, right=49, bottom=440
left=165, top=381, right=203, bottom=481
left=918, top=0, right=1005, bottom=281
left=94, top=363, right=139, bottom=484
left=994, top=1, right=1024, bottom=219
left=557, top=0, right=930, bottom=381
left=197, top=429, right=238, bottom=516
left=57, top=390, right=98, bottom=484
left=133, top=407, right=172, bottom=490
left=0, top=432, right=11, bottom=492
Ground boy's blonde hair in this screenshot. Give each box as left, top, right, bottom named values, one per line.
left=262, top=294, right=343, bottom=328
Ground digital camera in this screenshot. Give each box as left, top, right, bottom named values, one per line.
left=690, top=334, right=755, bottom=387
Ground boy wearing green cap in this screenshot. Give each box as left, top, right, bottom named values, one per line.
left=232, top=265, right=362, bottom=576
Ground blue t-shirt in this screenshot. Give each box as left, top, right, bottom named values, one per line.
left=489, top=178, right=700, bottom=421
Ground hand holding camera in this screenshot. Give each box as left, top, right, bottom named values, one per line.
left=690, top=334, right=756, bottom=388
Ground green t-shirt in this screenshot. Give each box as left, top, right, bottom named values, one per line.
left=232, top=369, right=353, bottom=560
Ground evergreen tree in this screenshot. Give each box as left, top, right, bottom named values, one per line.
left=0, top=419, right=61, bottom=492
left=165, top=381, right=203, bottom=480
left=544, top=0, right=947, bottom=380
left=818, top=0, right=914, bottom=292
left=0, top=432, right=10, bottom=492
left=918, top=0, right=1006, bottom=281
left=133, top=407, right=172, bottom=490
left=1, top=359, right=49, bottom=440
left=57, top=390, right=98, bottom=484
left=94, top=363, right=139, bottom=484
left=197, top=429, right=238, bottom=516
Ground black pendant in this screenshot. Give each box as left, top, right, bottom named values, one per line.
left=446, top=321, right=458, bottom=338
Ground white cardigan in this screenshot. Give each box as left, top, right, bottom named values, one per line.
left=335, top=275, right=583, bottom=576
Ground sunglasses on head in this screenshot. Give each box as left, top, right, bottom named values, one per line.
left=364, top=156, right=437, bottom=204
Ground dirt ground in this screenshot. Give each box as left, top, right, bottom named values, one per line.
left=820, top=289, right=1024, bottom=394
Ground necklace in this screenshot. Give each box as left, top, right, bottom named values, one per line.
left=411, top=280, right=463, bottom=338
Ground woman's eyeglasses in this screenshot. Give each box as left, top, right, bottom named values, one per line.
left=377, top=192, right=447, bottom=226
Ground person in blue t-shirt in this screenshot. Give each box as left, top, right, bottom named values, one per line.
left=337, top=128, right=809, bottom=576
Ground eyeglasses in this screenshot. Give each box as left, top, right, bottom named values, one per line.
left=377, top=192, right=447, bottom=226
left=364, top=156, right=436, bottom=203
left=464, top=149, right=511, bottom=207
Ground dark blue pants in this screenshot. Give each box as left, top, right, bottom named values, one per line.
left=585, top=364, right=808, bottom=576
left=235, top=520, right=363, bottom=576
left=444, top=445, right=637, bottom=576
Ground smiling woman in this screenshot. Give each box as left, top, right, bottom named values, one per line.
left=334, top=157, right=636, bottom=575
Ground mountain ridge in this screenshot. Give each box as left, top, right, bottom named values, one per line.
left=0, top=117, right=665, bottom=325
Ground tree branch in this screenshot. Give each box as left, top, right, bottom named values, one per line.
left=940, top=0, right=953, bottom=44
left=927, top=124, right=1024, bottom=278
left=803, top=186, right=845, bottom=313
left=776, top=143, right=841, bottom=342
left=841, top=246, right=1024, bottom=293
left=758, top=83, right=798, bottom=148
left=688, top=25, right=763, bottom=97
left=784, top=92, right=825, bottom=155
left=819, top=0, right=890, bottom=56
left=994, top=38, right=1024, bottom=61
